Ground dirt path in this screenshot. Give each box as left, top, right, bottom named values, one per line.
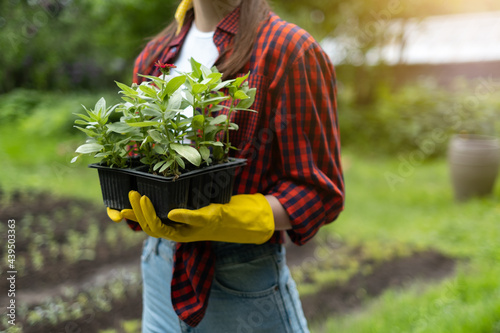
left=299, top=250, right=455, bottom=322
left=18, top=260, right=141, bottom=307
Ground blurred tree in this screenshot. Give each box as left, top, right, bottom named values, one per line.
left=2, top=0, right=498, bottom=93
left=0, top=0, right=177, bottom=92
left=272, top=0, right=500, bottom=104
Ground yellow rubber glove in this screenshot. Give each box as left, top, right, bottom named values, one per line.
left=175, top=0, right=193, bottom=35
left=128, top=190, right=275, bottom=244
left=106, top=207, right=137, bottom=223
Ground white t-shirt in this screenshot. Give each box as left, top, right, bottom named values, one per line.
left=172, top=23, right=219, bottom=120
left=126, top=24, right=218, bottom=122
left=173, top=22, right=219, bottom=74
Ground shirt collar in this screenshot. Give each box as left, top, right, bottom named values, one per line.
left=216, top=6, right=240, bottom=35
left=170, top=19, right=192, bottom=47
left=175, top=6, right=240, bottom=39
left=159, top=6, right=240, bottom=67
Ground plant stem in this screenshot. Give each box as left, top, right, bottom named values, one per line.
left=225, top=97, right=234, bottom=160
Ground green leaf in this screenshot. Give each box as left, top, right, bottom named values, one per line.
left=200, top=140, right=223, bottom=147
left=120, top=96, right=136, bottom=104
left=74, top=126, right=97, bottom=137
left=166, top=130, right=175, bottom=142
left=165, top=75, right=186, bottom=95
left=115, top=81, right=138, bottom=96
left=170, top=143, right=201, bottom=167
left=115, top=137, right=132, bottom=147
left=237, top=88, right=256, bottom=109
left=75, top=112, right=92, bottom=122
left=192, top=114, right=205, bottom=129
left=182, top=90, right=193, bottom=106
left=234, top=72, right=250, bottom=87
left=234, top=90, right=249, bottom=100
left=192, top=83, right=208, bottom=94
left=127, top=121, right=159, bottom=127
left=148, top=129, right=165, bottom=143
left=199, top=145, right=210, bottom=161
left=105, top=103, right=120, bottom=118
left=213, top=145, right=225, bottom=161
left=213, top=80, right=234, bottom=91
left=153, top=160, right=167, bottom=171
left=163, top=110, right=178, bottom=120
left=175, top=155, right=186, bottom=169
left=200, top=64, right=212, bottom=79
left=153, top=145, right=166, bottom=154
left=74, top=119, right=88, bottom=125
left=167, top=91, right=183, bottom=110
left=201, top=78, right=213, bottom=86
left=95, top=97, right=106, bottom=117
left=137, top=74, right=167, bottom=85
left=141, top=108, right=162, bottom=117
left=233, top=107, right=258, bottom=113
left=140, top=135, right=153, bottom=148
left=75, top=143, right=103, bottom=154
left=176, top=118, right=191, bottom=128
left=169, top=119, right=178, bottom=130
left=228, top=85, right=237, bottom=96
left=159, top=86, right=168, bottom=101
left=107, top=122, right=135, bottom=133
left=205, top=72, right=223, bottom=85
left=190, top=58, right=202, bottom=78
left=139, top=85, right=158, bottom=98
left=202, top=96, right=229, bottom=105
left=88, top=112, right=100, bottom=122
left=209, top=114, right=227, bottom=125
left=160, top=159, right=174, bottom=173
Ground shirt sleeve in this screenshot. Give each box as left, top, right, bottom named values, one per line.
left=125, top=219, right=143, bottom=232
left=267, top=43, right=345, bottom=246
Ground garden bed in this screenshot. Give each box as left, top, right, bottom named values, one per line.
left=0, top=190, right=146, bottom=331
left=0, top=190, right=456, bottom=332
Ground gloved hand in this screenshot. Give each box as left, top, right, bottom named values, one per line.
left=128, top=190, right=275, bottom=244
left=106, top=207, right=137, bottom=223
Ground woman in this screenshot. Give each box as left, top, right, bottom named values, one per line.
left=108, top=0, right=344, bottom=331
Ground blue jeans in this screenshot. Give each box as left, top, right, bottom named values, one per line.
left=141, top=237, right=310, bottom=333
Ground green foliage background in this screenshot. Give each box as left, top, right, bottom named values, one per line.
left=0, top=0, right=178, bottom=92
left=2, top=0, right=500, bottom=155
left=4, top=0, right=500, bottom=92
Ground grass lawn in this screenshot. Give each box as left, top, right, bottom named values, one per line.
left=312, top=151, right=500, bottom=333
left=0, top=90, right=118, bottom=203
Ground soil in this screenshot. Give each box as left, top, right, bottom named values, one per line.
left=25, top=293, right=143, bottom=333
left=0, top=191, right=456, bottom=332
left=298, top=250, right=456, bottom=323
left=0, top=190, right=145, bottom=292
left=0, top=190, right=145, bottom=332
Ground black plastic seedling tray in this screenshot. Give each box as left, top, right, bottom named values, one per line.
left=89, top=158, right=247, bottom=222
left=89, top=165, right=139, bottom=211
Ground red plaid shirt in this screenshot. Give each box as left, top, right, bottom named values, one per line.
left=129, top=6, right=344, bottom=327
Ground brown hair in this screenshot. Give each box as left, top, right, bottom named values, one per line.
left=141, top=0, right=270, bottom=79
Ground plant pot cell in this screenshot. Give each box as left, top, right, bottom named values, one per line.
left=136, top=176, right=190, bottom=222
left=95, top=168, right=137, bottom=211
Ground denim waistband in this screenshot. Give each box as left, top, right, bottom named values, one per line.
left=212, top=241, right=282, bottom=266
left=155, top=238, right=283, bottom=266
